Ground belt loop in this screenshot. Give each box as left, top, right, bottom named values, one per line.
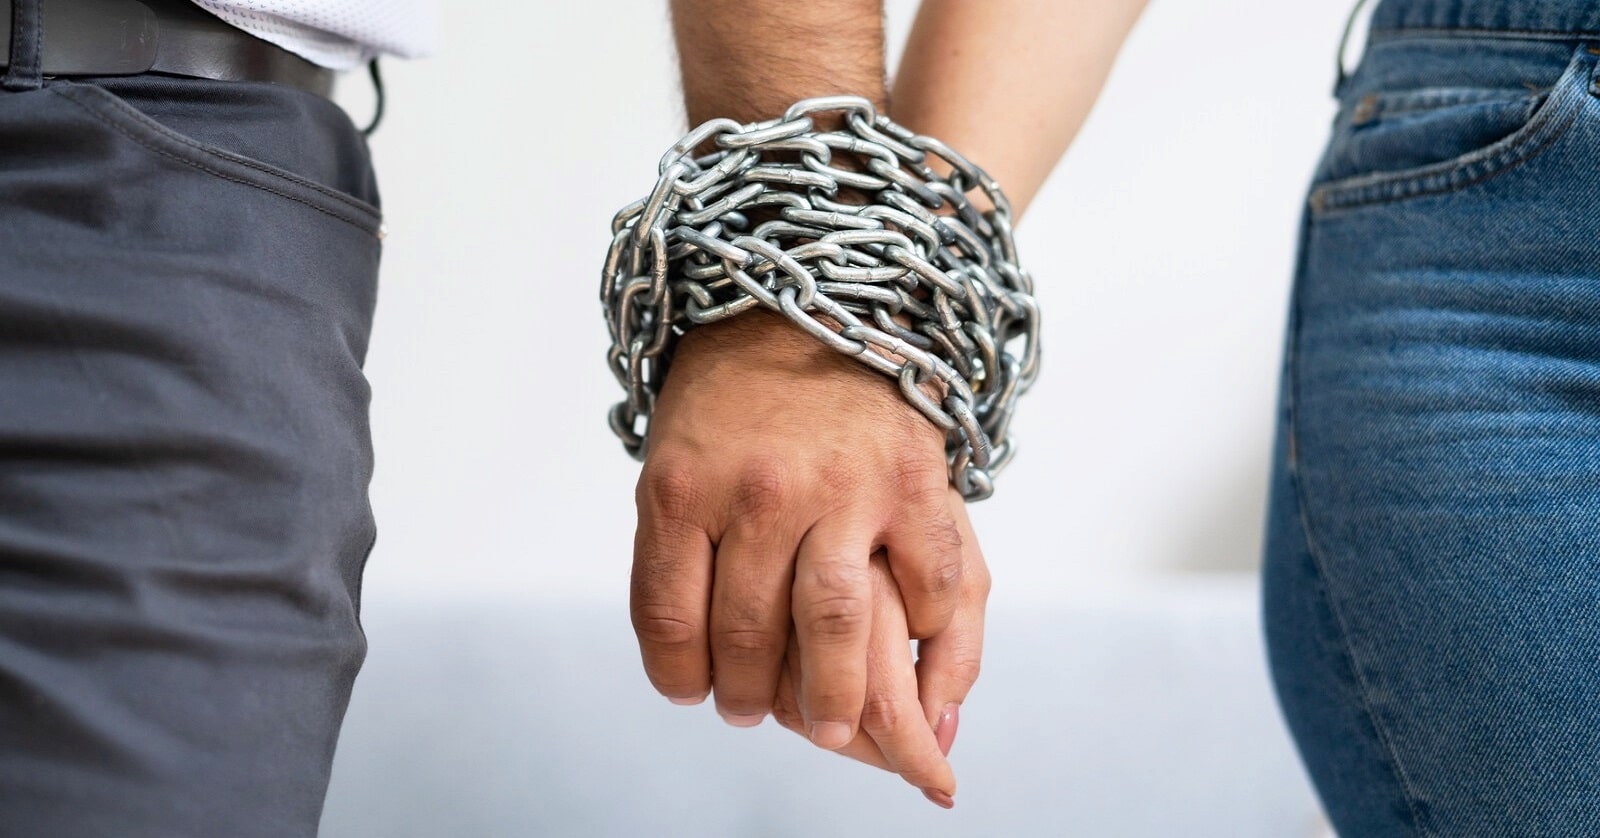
left=361, top=57, right=384, bottom=136
left=1333, top=0, right=1376, bottom=98
left=2, top=0, right=43, bottom=91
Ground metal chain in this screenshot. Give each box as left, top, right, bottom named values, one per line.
left=600, top=95, right=1041, bottom=502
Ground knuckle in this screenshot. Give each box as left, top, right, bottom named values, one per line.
left=887, top=456, right=946, bottom=501
left=859, top=693, right=903, bottom=733
left=801, top=592, right=870, bottom=640
left=805, top=560, right=868, bottom=595
left=630, top=603, right=700, bottom=651
left=714, top=626, right=782, bottom=664
left=920, top=553, right=963, bottom=598
left=641, top=462, right=703, bottom=521
left=947, top=656, right=983, bottom=687
left=923, top=515, right=964, bottom=555
left=816, top=459, right=858, bottom=495
left=730, top=458, right=793, bottom=518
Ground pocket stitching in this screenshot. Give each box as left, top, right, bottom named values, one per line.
left=1310, top=44, right=1594, bottom=215
left=48, top=83, right=383, bottom=235
left=54, top=82, right=381, bottom=220
left=1359, top=87, right=1541, bottom=120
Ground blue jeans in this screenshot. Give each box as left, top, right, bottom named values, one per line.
left=1262, top=1, right=1600, bottom=834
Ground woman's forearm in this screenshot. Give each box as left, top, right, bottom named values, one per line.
left=891, top=0, right=1148, bottom=220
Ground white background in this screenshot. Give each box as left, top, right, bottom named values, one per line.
left=338, top=0, right=1363, bottom=606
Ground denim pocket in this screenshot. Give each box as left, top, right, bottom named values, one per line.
left=1308, top=40, right=1597, bottom=215
left=46, top=80, right=384, bottom=236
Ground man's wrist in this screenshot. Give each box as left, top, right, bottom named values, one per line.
left=675, top=308, right=950, bottom=409
left=669, top=0, right=888, bottom=127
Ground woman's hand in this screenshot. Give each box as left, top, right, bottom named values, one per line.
left=771, top=485, right=990, bottom=809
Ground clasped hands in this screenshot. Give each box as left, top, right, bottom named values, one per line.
left=630, top=310, right=990, bottom=809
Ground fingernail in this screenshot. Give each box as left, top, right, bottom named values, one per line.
left=669, top=694, right=706, bottom=706
left=808, top=721, right=853, bottom=749
left=720, top=712, right=766, bottom=727
left=934, top=702, right=960, bottom=756
left=921, top=788, right=955, bottom=809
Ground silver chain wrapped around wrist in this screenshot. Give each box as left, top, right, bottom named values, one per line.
left=600, top=95, right=1041, bottom=501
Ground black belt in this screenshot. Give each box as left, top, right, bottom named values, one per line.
left=0, top=0, right=334, bottom=97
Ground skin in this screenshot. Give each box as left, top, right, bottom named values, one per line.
left=637, top=309, right=978, bottom=800
left=892, top=0, right=1151, bottom=219
left=769, top=499, right=988, bottom=810
left=634, top=0, right=1148, bottom=808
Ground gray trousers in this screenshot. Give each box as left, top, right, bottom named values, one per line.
left=0, top=13, right=384, bottom=835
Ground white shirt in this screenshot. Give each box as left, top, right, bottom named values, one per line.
left=190, top=0, right=437, bottom=70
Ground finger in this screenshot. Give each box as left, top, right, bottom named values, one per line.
left=879, top=473, right=964, bottom=639
left=858, top=554, right=957, bottom=805
left=772, top=625, right=806, bottom=732
left=631, top=470, right=716, bottom=705
left=791, top=519, right=874, bottom=750
left=915, top=490, right=991, bottom=757
left=775, top=634, right=895, bottom=771
left=708, top=504, right=800, bottom=725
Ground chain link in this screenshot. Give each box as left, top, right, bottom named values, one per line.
left=601, top=95, right=1041, bottom=502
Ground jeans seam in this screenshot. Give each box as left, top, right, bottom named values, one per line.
left=1283, top=217, right=1432, bottom=836
left=48, top=85, right=383, bottom=235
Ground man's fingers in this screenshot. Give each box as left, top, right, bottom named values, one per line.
left=708, top=501, right=799, bottom=725
left=631, top=469, right=715, bottom=705
left=858, top=554, right=957, bottom=801
left=791, top=521, right=874, bottom=750
left=881, top=483, right=964, bottom=640
left=915, top=488, right=990, bottom=756
left=775, top=634, right=894, bottom=771
left=913, top=584, right=986, bottom=757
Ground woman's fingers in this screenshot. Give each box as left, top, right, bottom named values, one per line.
left=857, top=553, right=957, bottom=804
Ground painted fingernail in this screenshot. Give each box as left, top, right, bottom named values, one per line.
left=934, top=702, right=960, bottom=756
left=669, top=694, right=706, bottom=706
left=921, top=788, right=955, bottom=809
left=720, top=712, right=766, bottom=727
left=808, top=721, right=853, bottom=749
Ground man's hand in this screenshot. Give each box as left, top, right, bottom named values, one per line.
left=630, top=309, right=975, bottom=752
left=771, top=491, right=990, bottom=808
